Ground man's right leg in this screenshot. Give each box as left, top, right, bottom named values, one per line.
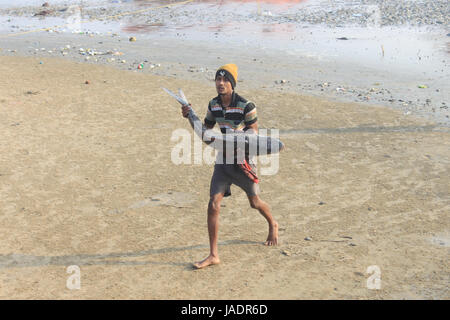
left=193, top=192, right=224, bottom=269
left=194, top=164, right=230, bottom=269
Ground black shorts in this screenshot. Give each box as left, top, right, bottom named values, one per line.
left=210, top=164, right=259, bottom=197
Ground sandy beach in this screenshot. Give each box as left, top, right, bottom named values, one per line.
left=0, top=0, right=449, bottom=300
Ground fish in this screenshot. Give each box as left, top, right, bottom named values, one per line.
left=162, top=87, right=285, bottom=157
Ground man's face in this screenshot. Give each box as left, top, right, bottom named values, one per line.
left=215, top=74, right=233, bottom=96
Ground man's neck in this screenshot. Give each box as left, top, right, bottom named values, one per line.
left=219, top=92, right=233, bottom=107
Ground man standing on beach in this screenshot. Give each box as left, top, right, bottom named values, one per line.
left=181, top=64, right=279, bottom=269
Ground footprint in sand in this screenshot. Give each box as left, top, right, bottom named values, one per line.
left=108, top=191, right=196, bottom=214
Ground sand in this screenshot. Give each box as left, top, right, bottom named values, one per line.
left=0, top=55, right=448, bottom=299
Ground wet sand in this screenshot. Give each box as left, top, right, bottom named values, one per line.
left=0, top=55, right=449, bottom=299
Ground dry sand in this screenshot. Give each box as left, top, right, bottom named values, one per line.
left=0, top=55, right=449, bottom=299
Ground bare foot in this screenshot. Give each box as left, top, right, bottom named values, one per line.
left=193, top=255, right=220, bottom=269
left=265, top=221, right=279, bottom=246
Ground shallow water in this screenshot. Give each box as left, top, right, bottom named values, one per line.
left=0, top=0, right=448, bottom=89
left=0, top=0, right=112, bottom=8
left=1, top=0, right=448, bottom=76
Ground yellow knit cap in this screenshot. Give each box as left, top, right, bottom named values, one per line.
left=216, top=63, right=238, bottom=88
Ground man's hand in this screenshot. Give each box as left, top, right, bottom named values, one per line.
left=181, top=104, right=191, bottom=118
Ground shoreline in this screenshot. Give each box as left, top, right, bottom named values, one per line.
left=0, top=0, right=449, bottom=126
left=1, top=31, right=449, bottom=127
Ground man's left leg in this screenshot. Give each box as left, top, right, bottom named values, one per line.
left=248, top=195, right=279, bottom=246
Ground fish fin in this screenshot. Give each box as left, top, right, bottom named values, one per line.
left=162, top=87, right=188, bottom=105
left=179, top=89, right=188, bottom=103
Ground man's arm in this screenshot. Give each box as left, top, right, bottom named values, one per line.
left=243, top=101, right=258, bottom=134
left=244, top=121, right=258, bottom=134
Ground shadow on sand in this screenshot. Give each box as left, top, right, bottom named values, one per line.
left=0, top=240, right=260, bottom=271
left=279, top=124, right=448, bottom=135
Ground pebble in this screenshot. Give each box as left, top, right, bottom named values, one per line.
left=282, top=250, right=291, bottom=256
left=304, top=236, right=312, bottom=241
